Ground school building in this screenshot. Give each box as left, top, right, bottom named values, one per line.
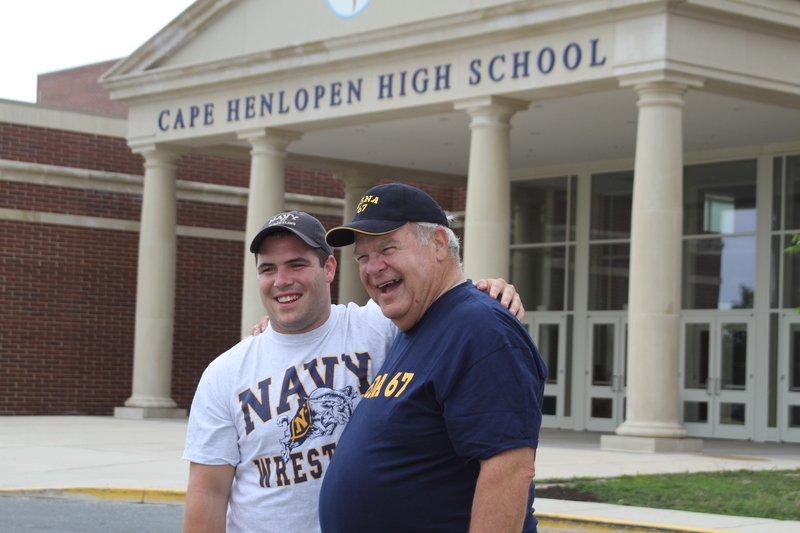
left=2, top=0, right=800, bottom=447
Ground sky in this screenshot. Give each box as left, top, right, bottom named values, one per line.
left=2, top=0, right=197, bottom=103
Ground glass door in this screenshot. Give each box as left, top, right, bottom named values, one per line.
left=585, top=316, right=627, bottom=432
left=680, top=315, right=754, bottom=439
left=525, top=315, right=567, bottom=428
left=779, top=316, right=800, bottom=443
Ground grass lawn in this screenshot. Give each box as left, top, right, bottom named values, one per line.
left=537, top=469, right=800, bottom=521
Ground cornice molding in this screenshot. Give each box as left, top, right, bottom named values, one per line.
left=0, top=158, right=344, bottom=216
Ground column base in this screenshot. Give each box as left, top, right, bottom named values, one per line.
left=600, top=435, right=703, bottom=453
left=114, top=406, right=187, bottom=419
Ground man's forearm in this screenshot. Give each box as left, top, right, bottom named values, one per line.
left=183, top=493, right=227, bottom=533
left=182, top=462, right=235, bottom=533
left=469, top=447, right=536, bottom=533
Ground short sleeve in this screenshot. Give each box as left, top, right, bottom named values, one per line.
left=443, top=342, right=543, bottom=462
left=182, top=362, right=241, bottom=466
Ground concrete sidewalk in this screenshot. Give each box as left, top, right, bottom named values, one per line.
left=1, top=417, right=798, bottom=532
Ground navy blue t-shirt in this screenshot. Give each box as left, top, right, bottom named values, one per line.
left=318, top=282, right=547, bottom=533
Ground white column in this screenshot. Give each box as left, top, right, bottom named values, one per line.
left=455, top=96, right=528, bottom=281
left=602, top=74, right=704, bottom=452
left=238, top=129, right=302, bottom=338
left=115, top=146, right=185, bottom=419
left=335, top=171, right=374, bottom=306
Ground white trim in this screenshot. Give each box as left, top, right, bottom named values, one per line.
left=0, top=207, right=244, bottom=241
left=0, top=159, right=146, bottom=195
left=0, top=158, right=345, bottom=215
left=0, top=208, right=139, bottom=232
left=511, top=141, right=800, bottom=181
left=104, top=0, right=800, bottom=102
left=0, top=99, right=127, bottom=137
left=177, top=225, right=245, bottom=241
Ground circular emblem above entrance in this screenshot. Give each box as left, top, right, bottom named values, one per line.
left=327, top=0, right=371, bottom=18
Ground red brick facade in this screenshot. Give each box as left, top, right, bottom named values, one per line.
left=1, top=221, right=139, bottom=414
left=0, top=122, right=143, bottom=174
left=1, top=55, right=469, bottom=415
left=0, top=120, right=341, bottom=415
left=0, top=115, right=466, bottom=415
left=37, top=60, right=129, bottom=117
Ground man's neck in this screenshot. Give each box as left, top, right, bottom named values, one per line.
left=428, top=264, right=466, bottom=309
left=392, top=264, right=465, bottom=333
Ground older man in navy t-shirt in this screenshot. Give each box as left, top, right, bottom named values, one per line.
left=318, top=183, right=547, bottom=533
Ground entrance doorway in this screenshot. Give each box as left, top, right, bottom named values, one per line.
left=780, top=314, right=800, bottom=443
left=585, top=315, right=627, bottom=432
left=680, top=315, right=755, bottom=439
left=525, top=314, right=569, bottom=428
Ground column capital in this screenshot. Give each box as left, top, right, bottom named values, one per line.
left=619, top=72, right=704, bottom=110
left=454, top=95, right=529, bottom=124
left=129, top=143, right=184, bottom=164
left=237, top=127, right=303, bottom=145
left=618, top=70, right=705, bottom=92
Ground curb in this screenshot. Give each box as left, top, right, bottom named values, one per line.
left=537, top=512, right=740, bottom=533
left=0, top=490, right=756, bottom=532
left=0, top=487, right=186, bottom=503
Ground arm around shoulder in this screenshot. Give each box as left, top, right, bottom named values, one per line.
left=473, top=278, right=525, bottom=320
left=469, top=447, right=536, bottom=533
left=182, top=462, right=236, bottom=533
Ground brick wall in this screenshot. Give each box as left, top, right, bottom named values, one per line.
left=287, top=167, right=345, bottom=198
left=171, top=237, right=246, bottom=408
left=0, top=181, right=143, bottom=221
left=37, top=60, right=129, bottom=117
left=0, top=221, right=263, bottom=415
left=177, top=153, right=249, bottom=188
left=0, top=116, right=465, bottom=415
left=0, top=122, right=143, bottom=174
left=0, top=221, right=139, bottom=414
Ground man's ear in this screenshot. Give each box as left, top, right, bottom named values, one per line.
left=325, top=254, right=337, bottom=283
left=432, top=227, right=449, bottom=261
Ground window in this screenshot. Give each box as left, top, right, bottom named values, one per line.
left=510, top=176, right=576, bottom=311
left=770, top=154, right=800, bottom=309
left=588, top=170, right=633, bottom=310
left=683, top=160, right=757, bottom=309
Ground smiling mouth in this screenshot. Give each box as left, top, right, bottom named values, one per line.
left=277, top=294, right=300, bottom=303
left=377, top=280, right=401, bottom=294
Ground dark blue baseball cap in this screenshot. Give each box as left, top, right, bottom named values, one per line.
left=325, top=183, right=449, bottom=247
left=250, top=211, right=334, bottom=256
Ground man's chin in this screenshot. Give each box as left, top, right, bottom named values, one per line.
left=374, top=300, right=405, bottom=322
left=267, top=311, right=304, bottom=332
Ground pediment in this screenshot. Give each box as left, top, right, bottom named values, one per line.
left=103, top=0, right=518, bottom=80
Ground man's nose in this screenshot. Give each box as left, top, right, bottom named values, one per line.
left=275, top=266, right=293, bottom=287
left=363, top=254, right=386, bottom=276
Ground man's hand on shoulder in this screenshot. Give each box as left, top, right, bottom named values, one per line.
left=248, top=316, right=270, bottom=338
left=474, top=279, right=525, bottom=320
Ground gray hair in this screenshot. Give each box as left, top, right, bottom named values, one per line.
left=410, top=219, right=462, bottom=266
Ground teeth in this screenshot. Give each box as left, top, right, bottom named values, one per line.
left=377, top=280, right=399, bottom=289
left=277, top=295, right=300, bottom=303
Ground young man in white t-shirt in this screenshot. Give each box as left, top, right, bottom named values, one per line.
left=181, top=211, right=522, bottom=533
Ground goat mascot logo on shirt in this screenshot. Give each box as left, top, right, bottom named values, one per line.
left=277, top=386, right=358, bottom=462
